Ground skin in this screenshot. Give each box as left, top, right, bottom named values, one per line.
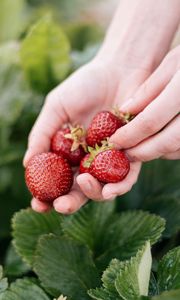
left=23, top=0, right=180, bottom=214
left=112, top=46, right=180, bottom=162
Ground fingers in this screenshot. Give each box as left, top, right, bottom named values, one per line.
left=31, top=188, right=87, bottom=215
left=77, top=163, right=141, bottom=201
left=110, top=71, right=180, bottom=149
left=31, top=198, right=52, bottom=213
left=31, top=172, right=88, bottom=215
left=162, top=149, right=180, bottom=160
left=126, top=115, right=180, bottom=162
left=23, top=87, right=69, bottom=167
left=120, top=50, right=177, bottom=114
left=53, top=182, right=88, bottom=214
left=76, top=173, right=104, bottom=201
left=31, top=162, right=142, bottom=214
left=102, top=162, right=141, bottom=199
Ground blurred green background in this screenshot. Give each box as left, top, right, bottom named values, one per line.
left=0, top=0, right=106, bottom=252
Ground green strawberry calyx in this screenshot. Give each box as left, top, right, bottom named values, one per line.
left=84, top=140, right=113, bottom=168
left=112, top=106, right=134, bottom=124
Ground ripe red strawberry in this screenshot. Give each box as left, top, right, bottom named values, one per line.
left=90, top=149, right=130, bottom=183
left=79, top=154, right=91, bottom=174
left=86, top=111, right=124, bottom=147
left=51, top=125, right=86, bottom=166
left=80, top=145, right=130, bottom=183
left=25, top=153, right=73, bottom=203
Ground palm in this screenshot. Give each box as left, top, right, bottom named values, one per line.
left=60, top=62, right=150, bottom=127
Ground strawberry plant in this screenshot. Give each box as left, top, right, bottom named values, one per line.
left=0, top=1, right=179, bottom=300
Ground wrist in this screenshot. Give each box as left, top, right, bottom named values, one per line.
left=96, top=0, right=180, bottom=73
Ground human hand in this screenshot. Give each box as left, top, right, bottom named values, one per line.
left=110, top=46, right=180, bottom=162
left=23, top=56, right=153, bottom=214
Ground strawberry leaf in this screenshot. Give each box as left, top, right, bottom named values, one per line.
left=62, top=203, right=165, bottom=270
left=152, top=289, right=180, bottom=300
left=102, top=259, right=124, bottom=294
left=143, top=194, right=180, bottom=238
left=62, top=201, right=115, bottom=253
left=0, top=278, right=50, bottom=299
left=12, top=208, right=62, bottom=265
left=89, top=242, right=152, bottom=300
left=20, top=16, right=71, bottom=94
left=96, top=211, right=165, bottom=269
left=4, top=243, right=30, bottom=277
left=34, top=235, right=101, bottom=299
left=157, top=246, right=180, bottom=292
left=0, top=266, right=8, bottom=293
left=149, top=273, right=159, bottom=296
left=115, top=241, right=152, bottom=299
left=88, top=287, right=122, bottom=300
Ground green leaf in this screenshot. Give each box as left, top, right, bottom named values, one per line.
left=0, top=279, right=8, bottom=294
left=88, top=287, right=121, bottom=300
left=34, top=235, right=100, bottom=299
left=115, top=242, right=152, bottom=299
left=20, top=16, right=71, bottom=93
left=0, top=266, right=8, bottom=294
left=4, top=243, right=30, bottom=277
left=102, top=259, right=124, bottom=295
left=55, top=296, right=69, bottom=300
left=143, top=194, right=180, bottom=238
left=88, top=259, right=124, bottom=300
left=12, top=208, right=62, bottom=265
left=152, top=289, right=180, bottom=300
left=65, top=23, right=102, bottom=51
left=149, top=273, right=159, bottom=296
left=0, top=278, right=50, bottom=300
left=157, top=246, right=180, bottom=292
left=62, top=201, right=115, bottom=254
left=0, top=0, right=26, bottom=42
left=97, top=211, right=165, bottom=269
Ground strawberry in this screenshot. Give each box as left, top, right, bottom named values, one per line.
left=90, top=149, right=130, bottom=183
left=80, top=144, right=130, bottom=183
left=79, top=154, right=91, bottom=174
left=51, top=125, right=86, bottom=166
left=25, top=153, right=73, bottom=202
left=86, top=110, right=124, bottom=147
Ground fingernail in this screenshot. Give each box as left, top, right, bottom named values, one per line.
left=54, top=200, right=73, bottom=214
left=120, top=98, right=133, bottom=112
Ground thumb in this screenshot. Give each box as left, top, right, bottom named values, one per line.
left=23, top=86, right=69, bottom=167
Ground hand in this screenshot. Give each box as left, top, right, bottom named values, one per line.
left=110, top=46, right=180, bottom=162
left=23, top=57, right=153, bottom=214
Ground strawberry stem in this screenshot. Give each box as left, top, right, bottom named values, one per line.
left=64, top=125, right=87, bottom=152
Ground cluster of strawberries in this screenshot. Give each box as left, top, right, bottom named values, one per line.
left=25, top=110, right=131, bottom=203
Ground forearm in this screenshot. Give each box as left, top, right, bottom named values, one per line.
left=98, top=0, right=180, bottom=70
